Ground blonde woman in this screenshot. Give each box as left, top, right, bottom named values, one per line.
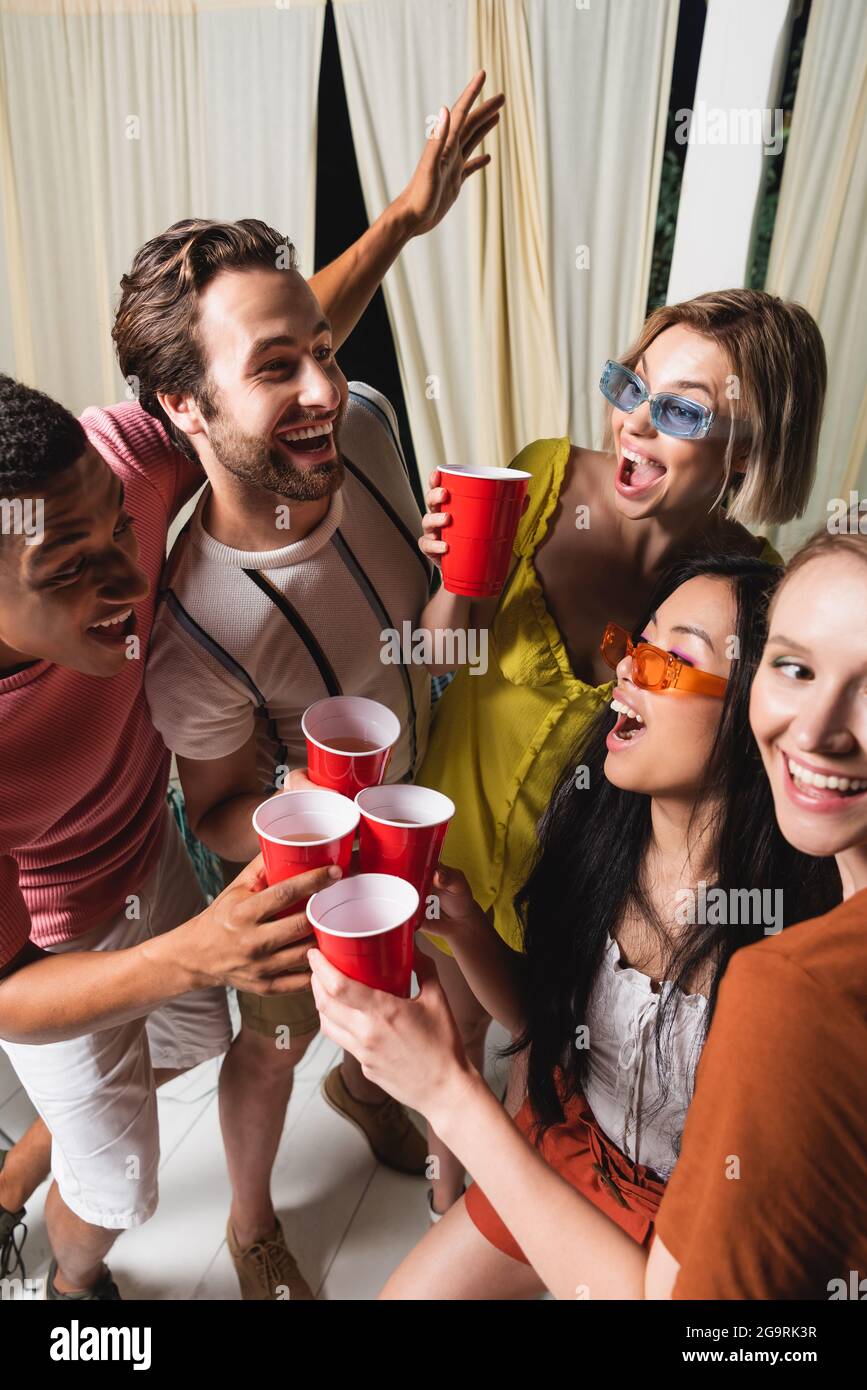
left=414, top=289, right=827, bottom=1216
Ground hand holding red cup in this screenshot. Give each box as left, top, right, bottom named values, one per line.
left=252, top=789, right=359, bottom=917
left=306, top=873, right=420, bottom=996
left=355, top=783, right=455, bottom=926
left=436, top=465, right=531, bottom=598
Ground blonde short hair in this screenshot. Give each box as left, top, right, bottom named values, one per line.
left=772, top=515, right=867, bottom=614
left=603, top=289, right=827, bottom=526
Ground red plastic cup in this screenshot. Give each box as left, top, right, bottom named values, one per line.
left=438, top=465, right=531, bottom=598
left=252, top=790, right=359, bottom=916
left=355, top=784, right=455, bottom=927
left=306, top=873, right=420, bottom=996
left=302, top=696, right=401, bottom=797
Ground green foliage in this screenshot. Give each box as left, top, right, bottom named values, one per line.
left=647, top=137, right=685, bottom=311
left=748, top=30, right=805, bottom=289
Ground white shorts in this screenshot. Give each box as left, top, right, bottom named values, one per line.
left=1, top=808, right=232, bottom=1229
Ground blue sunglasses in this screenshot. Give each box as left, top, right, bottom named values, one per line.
left=599, top=360, right=716, bottom=440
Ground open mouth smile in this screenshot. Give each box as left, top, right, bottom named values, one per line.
left=607, top=695, right=647, bottom=749
left=615, top=444, right=667, bottom=498
left=781, top=749, right=867, bottom=813
left=87, top=608, right=136, bottom=646
left=275, top=419, right=337, bottom=465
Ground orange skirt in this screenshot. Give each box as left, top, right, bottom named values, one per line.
left=465, top=1091, right=668, bottom=1264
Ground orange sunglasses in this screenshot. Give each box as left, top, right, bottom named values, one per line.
left=600, top=622, right=728, bottom=698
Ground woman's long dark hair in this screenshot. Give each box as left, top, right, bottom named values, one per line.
left=510, top=553, right=842, bottom=1140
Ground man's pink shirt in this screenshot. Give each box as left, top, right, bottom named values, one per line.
left=0, top=404, right=202, bottom=968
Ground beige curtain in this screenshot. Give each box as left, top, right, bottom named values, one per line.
left=765, top=0, right=867, bottom=555
left=526, top=0, right=678, bottom=447
left=468, top=0, right=565, bottom=468
left=334, top=0, right=677, bottom=482
left=0, top=0, right=325, bottom=414
left=333, top=0, right=487, bottom=478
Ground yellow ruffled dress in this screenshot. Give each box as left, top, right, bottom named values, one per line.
left=419, top=437, right=782, bottom=954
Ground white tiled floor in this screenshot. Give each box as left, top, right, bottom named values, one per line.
left=0, top=1008, right=511, bottom=1301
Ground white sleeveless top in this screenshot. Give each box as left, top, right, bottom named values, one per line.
left=581, top=936, right=708, bottom=1180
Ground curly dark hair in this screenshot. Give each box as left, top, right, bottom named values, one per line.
left=113, top=218, right=297, bottom=460
left=0, top=372, right=86, bottom=498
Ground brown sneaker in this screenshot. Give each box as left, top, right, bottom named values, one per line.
left=226, top=1219, right=314, bottom=1301
left=321, top=1064, right=428, bottom=1176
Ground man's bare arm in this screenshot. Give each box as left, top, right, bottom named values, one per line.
left=177, top=732, right=275, bottom=864
left=0, top=860, right=338, bottom=1044
left=309, top=72, right=503, bottom=350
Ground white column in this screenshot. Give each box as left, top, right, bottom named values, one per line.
left=666, top=0, right=796, bottom=302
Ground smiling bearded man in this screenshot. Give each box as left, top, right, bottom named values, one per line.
left=133, top=217, right=470, bottom=1300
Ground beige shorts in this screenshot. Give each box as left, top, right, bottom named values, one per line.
left=1, top=810, right=232, bottom=1229
left=236, top=968, right=320, bottom=1042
